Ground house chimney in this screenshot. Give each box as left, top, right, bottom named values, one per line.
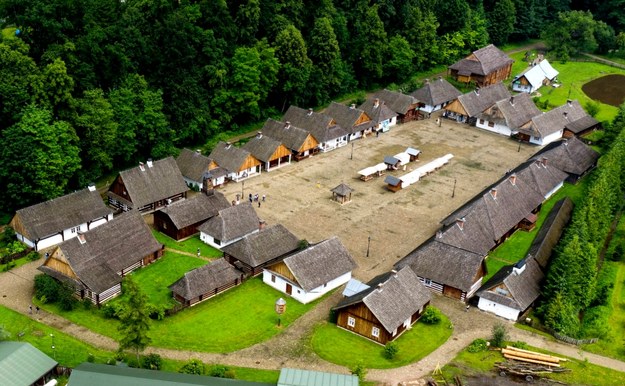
left=541, top=157, right=548, bottom=167
left=377, top=282, right=384, bottom=291
left=87, top=183, right=96, bottom=192
left=474, top=88, right=480, bottom=96
left=456, top=217, right=466, bottom=230
left=259, top=220, right=266, bottom=231
left=307, top=108, right=313, bottom=116
left=77, top=233, right=86, bottom=244
left=196, top=149, right=201, bottom=154
left=509, top=96, right=515, bottom=106
left=147, top=158, right=153, bottom=168
left=436, top=230, right=443, bottom=239
left=566, top=99, right=572, bottom=106
left=509, top=174, right=517, bottom=186
left=439, top=76, right=443, bottom=82
left=350, top=103, right=356, bottom=109
left=205, top=189, right=215, bottom=197
left=225, top=142, right=232, bottom=149
left=373, top=98, right=380, bottom=108
left=284, top=121, right=291, bottom=130
left=490, top=188, right=498, bottom=199
left=563, top=111, right=569, bottom=120
left=257, top=131, right=263, bottom=139
left=139, top=162, right=145, bottom=171
left=424, top=78, right=430, bottom=84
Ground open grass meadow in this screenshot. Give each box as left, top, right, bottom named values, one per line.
left=152, top=230, right=222, bottom=258
left=484, top=180, right=589, bottom=282
left=39, top=277, right=319, bottom=353
left=442, top=342, right=625, bottom=386
left=311, top=313, right=452, bottom=369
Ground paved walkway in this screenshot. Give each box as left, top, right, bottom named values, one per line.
left=2, top=260, right=625, bottom=385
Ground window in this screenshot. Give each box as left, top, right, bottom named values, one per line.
left=214, top=239, right=221, bottom=245
left=533, top=136, right=540, bottom=141
left=479, top=119, right=484, bottom=125
left=372, top=327, right=380, bottom=338
left=424, top=279, right=431, bottom=286
left=271, top=275, right=276, bottom=283
left=70, top=227, right=78, bottom=234
left=488, top=121, right=495, bottom=127
left=347, top=317, right=356, bottom=327
left=324, top=283, right=327, bottom=288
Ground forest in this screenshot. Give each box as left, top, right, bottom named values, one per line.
left=1, top=0, right=624, bottom=215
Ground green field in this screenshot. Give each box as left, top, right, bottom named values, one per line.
left=152, top=230, right=222, bottom=258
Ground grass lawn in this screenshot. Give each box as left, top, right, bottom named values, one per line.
left=442, top=342, right=625, bottom=386
left=484, top=180, right=589, bottom=281
left=152, top=230, right=221, bottom=258
left=311, top=313, right=452, bottom=369
left=39, top=277, right=320, bottom=353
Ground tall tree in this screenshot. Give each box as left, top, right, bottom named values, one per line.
left=274, top=24, right=311, bottom=109
left=384, top=35, right=416, bottom=82
left=403, top=6, right=439, bottom=69
left=543, top=10, right=599, bottom=60
left=0, top=38, right=38, bottom=130
left=308, top=17, right=343, bottom=105
left=117, top=276, right=152, bottom=364
left=0, top=105, right=81, bottom=210
left=234, top=0, right=260, bottom=45
left=434, top=0, right=470, bottom=34
left=351, top=4, right=388, bottom=85
left=31, top=57, right=75, bottom=117
left=487, top=0, right=515, bottom=45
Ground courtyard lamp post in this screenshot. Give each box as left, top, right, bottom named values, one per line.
left=275, top=298, right=286, bottom=327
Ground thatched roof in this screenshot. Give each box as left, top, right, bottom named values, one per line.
left=283, top=237, right=357, bottom=292
left=208, top=141, right=260, bottom=174
left=334, top=267, right=430, bottom=333
left=331, top=183, right=353, bottom=196
left=169, top=258, right=241, bottom=301
left=282, top=106, right=349, bottom=143
left=396, top=239, right=485, bottom=292
left=477, top=93, right=541, bottom=130
left=176, top=148, right=213, bottom=183
left=110, top=157, right=188, bottom=209
left=411, top=78, right=462, bottom=107
left=372, top=89, right=419, bottom=115
left=533, top=137, right=599, bottom=176
left=564, top=115, right=600, bottom=134
left=261, top=118, right=312, bottom=151
left=324, top=102, right=374, bottom=135
left=449, top=44, right=513, bottom=76
left=477, top=257, right=543, bottom=311
left=11, top=188, right=112, bottom=241
left=454, top=83, right=511, bottom=117
left=242, top=134, right=285, bottom=162
left=527, top=197, right=573, bottom=270
left=358, top=99, right=397, bottom=125
left=221, top=224, right=300, bottom=267
left=197, top=203, right=260, bottom=242
left=157, top=191, right=230, bottom=229
left=520, top=100, right=589, bottom=138
left=41, top=211, right=162, bottom=293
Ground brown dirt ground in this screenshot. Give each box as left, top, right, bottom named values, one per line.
left=218, top=112, right=536, bottom=281
left=582, top=74, right=625, bottom=107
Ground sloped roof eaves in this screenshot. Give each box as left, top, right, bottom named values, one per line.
left=565, top=115, right=600, bottom=134
left=159, top=192, right=230, bottom=229
left=13, top=189, right=112, bottom=241
left=477, top=258, right=543, bottom=311
left=358, top=99, right=397, bottom=124
left=495, top=94, right=542, bottom=129
left=209, top=142, right=259, bottom=173
left=176, top=148, right=212, bottom=182
left=412, top=79, right=463, bottom=107
left=169, top=258, right=240, bottom=300
left=331, top=183, right=353, bottom=196
left=0, top=342, right=57, bottom=386
left=527, top=197, right=573, bottom=269
left=458, top=83, right=511, bottom=117
left=534, top=137, right=599, bottom=176
left=221, top=224, right=300, bottom=267
left=119, top=157, right=188, bottom=208
left=284, top=237, right=357, bottom=292
left=197, top=203, right=260, bottom=242
left=261, top=119, right=311, bottom=151
left=242, top=136, right=283, bottom=162
left=373, top=90, right=419, bottom=114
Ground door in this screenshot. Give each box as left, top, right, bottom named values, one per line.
left=286, top=283, right=292, bottom=295
left=443, top=285, right=463, bottom=299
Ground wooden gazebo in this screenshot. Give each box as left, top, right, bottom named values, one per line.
left=331, top=183, right=354, bottom=204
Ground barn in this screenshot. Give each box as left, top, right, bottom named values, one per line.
left=448, top=44, right=514, bottom=87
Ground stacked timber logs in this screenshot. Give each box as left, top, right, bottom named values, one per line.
left=496, top=346, right=571, bottom=380
left=501, top=346, right=568, bottom=366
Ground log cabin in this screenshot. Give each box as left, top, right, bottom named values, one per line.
left=263, top=237, right=357, bottom=304
left=198, top=202, right=261, bottom=249
left=37, top=211, right=163, bottom=305
left=10, top=186, right=113, bottom=251
left=448, top=44, right=513, bottom=87
left=526, top=198, right=573, bottom=271
left=261, top=119, right=320, bottom=160
left=208, top=141, right=262, bottom=182
left=242, top=132, right=292, bottom=171
left=372, top=89, right=421, bottom=123
left=443, top=83, right=511, bottom=124
left=175, top=148, right=220, bottom=190
left=333, top=267, right=431, bottom=345
left=282, top=106, right=349, bottom=152
left=410, top=77, right=462, bottom=114
left=324, top=102, right=375, bottom=142
left=107, top=157, right=188, bottom=213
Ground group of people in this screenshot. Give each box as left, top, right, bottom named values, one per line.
left=249, top=193, right=265, bottom=207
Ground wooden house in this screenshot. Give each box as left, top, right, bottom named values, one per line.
left=448, top=44, right=513, bottom=87
left=38, top=211, right=163, bottom=305
left=358, top=98, right=398, bottom=133
left=532, top=137, right=599, bottom=184
left=0, top=342, right=58, bottom=386
left=208, top=141, right=261, bottom=182
left=175, top=148, right=219, bottom=191
left=324, top=102, right=374, bottom=142
left=282, top=106, right=349, bottom=152
left=443, top=83, right=511, bottom=124
left=169, top=258, right=244, bottom=307
left=263, top=237, right=357, bottom=304
left=331, top=183, right=353, bottom=204
left=563, top=116, right=601, bottom=139
left=527, top=198, right=573, bottom=271
left=222, top=224, right=300, bottom=277
left=475, top=94, right=541, bottom=136
left=107, top=157, right=188, bottom=213
left=411, top=77, right=462, bottom=114
left=242, top=132, right=292, bottom=171
left=153, top=190, right=230, bottom=240
left=512, top=59, right=559, bottom=93
left=476, top=257, right=543, bottom=321
left=333, top=267, right=431, bottom=345
left=372, top=89, right=421, bottom=123
left=261, top=119, right=319, bottom=160
left=198, top=203, right=260, bottom=249
left=10, top=186, right=113, bottom=251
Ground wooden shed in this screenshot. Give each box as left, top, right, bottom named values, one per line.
left=331, top=183, right=354, bottom=204
left=448, top=44, right=513, bottom=87
left=384, top=176, right=402, bottom=192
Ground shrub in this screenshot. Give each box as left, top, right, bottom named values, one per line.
left=26, top=251, right=40, bottom=261
left=420, top=306, right=442, bottom=325
left=81, top=299, right=94, bottom=310
left=512, top=341, right=528, bottom=350
left=585, top=101, right=600, bottom=118
left=383, top=341, right=399, bottom=359
left=126, top=357, right=140, bottom=368
left=102, top=302, right=125, bottom=319
left=467, top=338, right=488, bottom=353
left=491, top=323, right=508, bottom=348
left=179, top=359, right=205, bottom=375
left=147, top=304, right=165, bottom=321
left=208, top=365, right=234, bottom=378
left=106, top=358, right=116, bottom=365
left=58, top=283, right=78, bottom=311
left=142, top=353, right=162, bottom=370
left=34, top=274, right=61, bottom=303
left=351, top=362, right=367, bottom=383
left=609, top=243, right=624, bottom=262
left=2, top=226, right=15, bottom=244
left=87, top=353, right=95, bottom=363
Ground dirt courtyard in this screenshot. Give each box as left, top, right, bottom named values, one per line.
left=219, top=115, right=537, bottom=281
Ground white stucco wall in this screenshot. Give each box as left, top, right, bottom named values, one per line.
left=35, top=234, right=64, bottom=251
left=475, top=120, right=512, bottom=136
left=477, top=296, right=520, bottom=321
left=544, top=181, right=564, bottom=200
left=512, top=83, right=533, bottom=93
left=183, top=176, right=202, bottom=190
left=262, top=270, right=352, bottom=304
left=529, top=129, right=563, bottom=146
left=200, top=229, right=259, bottom=250
left=320, top=136, right=348, bottom=152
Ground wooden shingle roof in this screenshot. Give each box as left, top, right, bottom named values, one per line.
left=221, top=224, right=300, bottom=267
left=478, top=93, right=541, bottom=130
left=455, top=83, right=511, bottom=117
left=533, top=137, right=599, bottom=176
left=282, top=106, right=349, bottom=143
left=372, top=89, right=419, bottom=115
left=283, top=237, right=357, bottom=292
left=208, top=141, right=260, bottom=174
left=521, top=100, right=589, bottom=138
left=334, top=267, right=431, bottom=334
left=564, top=115, right=600, bottom=134
left=11, top=188, right=112, bottom=241
left=197, top=203, right=260, bottom=242
left=112, top=157, right=188, bottom=209
left=157, top=191, right=230, bottom=229
left=331, top=183, right=353, bottom=196
left=324, top=102, right=374, bottom=135
left=169, top=258, right=241, bottom=301
left=261, top=119, right=312, bottom=151
left=242, top=134, right=284, bottom=162
left=175, top=148, right=213, bottom=183
left=477, top=257, right=543, bottom=311
left=527, top=197, right=573, bottom=270
left=449, top=44, right=513, bottom=76
left=410, top=78, right=462, bottom=107
left=358, top=99, right=397, bottom=126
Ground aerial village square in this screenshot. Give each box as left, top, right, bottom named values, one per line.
left=2, top=2, right=625, bottom=386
